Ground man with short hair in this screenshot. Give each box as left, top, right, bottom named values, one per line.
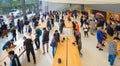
left=42, top=28, right=49, bottom=54
left=23, top=36, right=36, bottom=64
left=108, top=37, right=120, bottom=66
left=35, top=28, right=42, bottom=50
left=8, top=51, right=21, bottom=66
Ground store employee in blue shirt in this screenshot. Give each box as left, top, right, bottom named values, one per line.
left=2, top=39, right=14, bottom=50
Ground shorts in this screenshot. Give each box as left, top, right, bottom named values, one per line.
left=42, top=41, right=49, bottom=44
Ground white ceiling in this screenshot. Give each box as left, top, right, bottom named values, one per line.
left=42, top=0, right=120, bottom=4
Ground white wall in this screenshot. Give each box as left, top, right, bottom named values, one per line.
left=41, top=2, right=70, bottom=12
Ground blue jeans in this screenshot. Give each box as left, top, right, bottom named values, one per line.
left=56, top=18, right=59, bottom=22
left=13, top=35, right=17, bottom=41
left=47, top=25, right=51, bottom=31
left=59, top=26, right=63, bottom=34
left=35, top=38, right=40, bottom=49
left=108, top=54, right=116, bottom=65
left=52, top=47, right=56, bottom=57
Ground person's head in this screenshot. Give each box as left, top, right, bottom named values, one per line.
left=23, top=36, right=27, bottom=40
left=8, top=51, right=14, bottom=58
left=55, top=30, right=58, bottom=33
left=113, top=37, right=120, bottom=43
left=10, top=39, right=14, bottom=44
left=18, top=19, right=20, bottom=22
left=43, top=28, right=46, bottom=31
left=20, top=20, right=23, bottom=23
left=3, top=22, right=5, bottom=25
left=12, top=26, right=15, bottom=30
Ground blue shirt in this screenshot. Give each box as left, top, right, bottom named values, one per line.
left=2, top=41, right=10, bottom=50
left=28, top=27, right=32, bottom=33
left=10, top=58, right=13, bottom=66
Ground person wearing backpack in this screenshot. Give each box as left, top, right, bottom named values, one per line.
left=50, top=38, right=57, bottom=57
left=53, top=30, right=60, bottom=47
left=8, top=51, right=21, bottom=66
left=74, top=29, right=81, bottom=44
left=74, top=29, right=82, bottom=56
left=35, top=28, right=42, bottom=50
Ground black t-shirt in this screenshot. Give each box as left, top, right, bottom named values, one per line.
left=12, top=29, right=16, bottom=36
left=24, top=39, right=33, bottom=50
left=12, top=54, right=21, bottom=66
left=42, top=30, right=49, bottom=42
left=2, top=24, right=7, bottom=30
left=54, top=33, right=60, bottom=42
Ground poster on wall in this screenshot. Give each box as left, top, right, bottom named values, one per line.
left=92, top=9, right=106, bottom=22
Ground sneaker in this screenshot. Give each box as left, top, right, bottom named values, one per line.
left=47, top=50, right=49, bottom=53
left=102, top=44, right=105, bottom=47
left=34, top=62, right=36, bottom=64
left=96, top=46, right=99, bottom=48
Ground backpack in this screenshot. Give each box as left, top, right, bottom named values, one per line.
left=50, top=38, right=56, bottom=47
left=74, top=31, right=81, bottom=38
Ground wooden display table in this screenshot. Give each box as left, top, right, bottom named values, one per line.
left=52, top=36, right=67, bottom=66
left=104, top=35, right=114, bottom=44
left=67, top=36, right=82, bottom=66
left=117, top=41, right=120, bottom=58
left=65, top=21, right=73, bottom=28
left=53, top=36, right=82, bottom=66
left=0, top=38, right=25, bottom=66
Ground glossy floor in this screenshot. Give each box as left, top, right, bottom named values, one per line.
left=1, top=19, right=120, bottom=66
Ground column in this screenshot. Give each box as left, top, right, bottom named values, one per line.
left=81, top=4, right=84, bottom=11
left=21, top=0, right=26, bottom=21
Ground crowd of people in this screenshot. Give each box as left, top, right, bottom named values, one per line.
left=0, top=9, right=120, bottom=66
